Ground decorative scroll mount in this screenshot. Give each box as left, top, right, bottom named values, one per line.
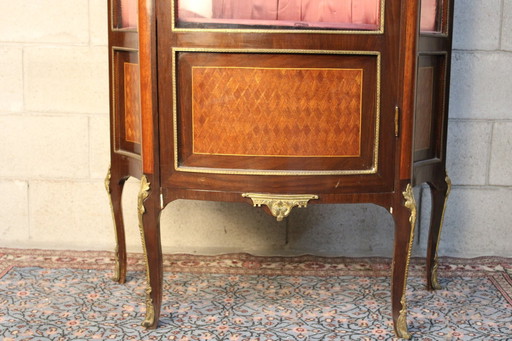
left=137, top=175, right=156, bottom=328
left=396, top=183, right=417, bottom=340
left=104, top=166, right=121, bottom=282
left=242, top=193, right=319, bottom=221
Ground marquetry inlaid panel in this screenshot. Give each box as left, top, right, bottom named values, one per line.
left=414, top=66, right=434, bottom=153
left=192, top=67, right=363, bottom=157
left=112, top=49, right=141, bottom=157
left=124, top=62, right=141, bottom=144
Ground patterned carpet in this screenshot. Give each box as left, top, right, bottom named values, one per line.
left=0, top=248, right=511, bottom=340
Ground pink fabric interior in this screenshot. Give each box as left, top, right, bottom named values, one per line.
left=120, top=0, right=138, bottom=28
left=178, top=0, right=380, bottom=29
left=178, top=0, right=439, bottom=31
left=420, top=0, right=439, bottom=32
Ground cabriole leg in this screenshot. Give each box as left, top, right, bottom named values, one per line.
left=105, top=166, right=128, bottom=284
left=391, top=183, right=417, bottom=339
left=426, top=175, right=451, bottom=290
left=137, top=175, right=163, bottom=329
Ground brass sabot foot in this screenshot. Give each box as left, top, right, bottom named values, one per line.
left=141, top=288, right=156, bottom=329
left=396, top=308, right=411, bottom=339
left=141, top=314, right=156, bottom=329
left=431, top=261, right=442, bottom=290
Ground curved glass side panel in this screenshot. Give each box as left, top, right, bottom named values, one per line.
left=420, top=0, right=443, bottom=33
left=176, top=0, right=382, bottom=31
left=113, top=0, right=138, bottom=29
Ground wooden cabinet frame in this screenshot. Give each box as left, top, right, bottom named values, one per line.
left=106, top=0, right=454, bottom=338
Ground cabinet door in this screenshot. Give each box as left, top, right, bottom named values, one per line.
left=174, top=50, right=379, bottom=174
left=414, top=0, right=452, bottom=164
left=158, top=0, right=399, bottom=195
left=109, top=0, right=141, bottom=159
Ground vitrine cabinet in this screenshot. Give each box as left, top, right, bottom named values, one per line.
left=106, top=0, right=454, bottom=338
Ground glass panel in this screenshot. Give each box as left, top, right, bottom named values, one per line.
left=413, top=55, right=445, bottom=162
left=176, top=0, right=381, bottom=31
left=114, top=0, right=138, bottom=29
left=420, top=0, right=442, bottom=33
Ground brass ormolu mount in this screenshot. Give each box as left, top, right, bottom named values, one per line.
left=242, top=193, right=319, bottom=221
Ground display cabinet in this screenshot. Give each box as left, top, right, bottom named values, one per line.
left=106, top=0, right=454, bottom=338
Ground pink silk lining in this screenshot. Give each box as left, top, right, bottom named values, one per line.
left=120, top=0, right=138, bottom=28
left=179, top=0, right=380, bottom=28
left=178, top=0, right=439, bottom=31
left=420, top=0, right=438, bottom=32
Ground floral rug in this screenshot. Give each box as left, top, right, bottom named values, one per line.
left=0, top=248, right=511, bottom=340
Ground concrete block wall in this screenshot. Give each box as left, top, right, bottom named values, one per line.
left=0, top=0, right=114, bottom=251
left=0, top=0, right=510, bottom=257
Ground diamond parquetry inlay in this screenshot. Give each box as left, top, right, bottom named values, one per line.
left=192, top=67, right=363, bottom=157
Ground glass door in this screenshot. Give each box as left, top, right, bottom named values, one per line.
left=175, top=0, right=382, bottom=31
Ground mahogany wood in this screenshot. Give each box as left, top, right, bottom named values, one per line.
left=106, top=0, right=455, bottom=338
